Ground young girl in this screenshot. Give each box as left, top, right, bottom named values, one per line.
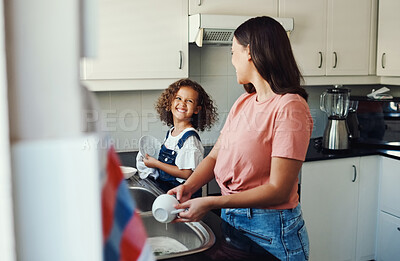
left=143, top=78, right=217, bottom=196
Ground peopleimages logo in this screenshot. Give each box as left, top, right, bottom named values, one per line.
left=81, top=109, right=163, bottom=132
left=223, top=109, right=313, bottom=133
left=81, top=136, right=219, bottom=151
left=81, top=137, right=141, bottom=150
left=80, top=107, right=223, bottom=151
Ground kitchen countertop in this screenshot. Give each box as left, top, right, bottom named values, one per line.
left=305, top=138, right=400, bottom=162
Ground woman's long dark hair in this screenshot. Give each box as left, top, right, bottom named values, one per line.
left=234, top=16, right=308, bottom=101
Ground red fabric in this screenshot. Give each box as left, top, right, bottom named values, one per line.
left=101, top=146, right=124, bottom=241
left=120, top=211, right=148, bottom=261
left=102, top=145, right=152, bottom=261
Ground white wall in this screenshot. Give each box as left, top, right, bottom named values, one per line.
left=0, top=0, right=16, bottom=259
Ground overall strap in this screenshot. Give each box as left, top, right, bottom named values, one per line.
left=177, top=130, right=201, bottom=149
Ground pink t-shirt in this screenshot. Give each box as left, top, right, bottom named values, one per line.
left=214, top=92, right=313, bottom=209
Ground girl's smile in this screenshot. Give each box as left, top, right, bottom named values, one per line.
left=176, top=107, right=187, bottom=113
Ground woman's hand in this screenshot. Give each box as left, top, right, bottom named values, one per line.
left=167, top=184, right=192, bottom=203
left=173, top=197, right=213, bottom=223
left=142, top=154, right=159, bottom=168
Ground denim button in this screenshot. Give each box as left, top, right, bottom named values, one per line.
left=172, top=151, right=175, bottom=155
left=164, top=158, right=168, bottom=162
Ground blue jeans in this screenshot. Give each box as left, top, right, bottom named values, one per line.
left=221, top=204, right=309, bottom=261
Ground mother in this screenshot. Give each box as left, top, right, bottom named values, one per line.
left=169, top=16, right=313, bottom=261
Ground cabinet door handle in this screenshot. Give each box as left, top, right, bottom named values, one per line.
left=197, top=0, right=202, bottom=6
left=178, top=50, right=183, bottom=69
left=381, top=53, right=386, bottom=69
left=318, top=52, right=323, bottom=68
left=333, top=52, right=337, bottom=68
left=352, top=165, right=357, bottom=182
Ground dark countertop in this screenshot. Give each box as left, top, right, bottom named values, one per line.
left=305, top=138, right=400, bottom=162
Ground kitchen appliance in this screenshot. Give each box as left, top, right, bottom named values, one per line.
left=347, top=100, right=360, bottom=141
left=351, top=96, right=400, bottom=148
left=320, top=87, right=350, bottom=151
left=189, top=14, right=294, bottom=47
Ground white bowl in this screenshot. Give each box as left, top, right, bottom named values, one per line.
left=152, top=194, right=184, bottom=223
left=120, top=166, right=137, bottom=179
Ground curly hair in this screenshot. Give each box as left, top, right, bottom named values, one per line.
left=155, top=78, right=218, bottom=131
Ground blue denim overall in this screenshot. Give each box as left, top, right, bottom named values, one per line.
left=157, top=130, right=202, bottom=197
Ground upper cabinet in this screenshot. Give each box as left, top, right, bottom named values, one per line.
left=376, top=0, right=400, bottom=76
left=189, top=0, right=278, bottom=16
left=81, top=0, right=188, bottom=91
left=279, top=0, right=327, bottom=76
left=82, top=0, right=382, bottom=91
left=280, top=0, right=374, bottom=76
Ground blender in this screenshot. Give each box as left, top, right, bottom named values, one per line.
left=320, top=87, right=350, bottom=151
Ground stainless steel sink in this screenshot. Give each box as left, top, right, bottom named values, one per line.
left=128, top=186, right=157, bottom=212
left=140, top=212, right=215, bottom=259
left=128, top=184, right=215, bottom=259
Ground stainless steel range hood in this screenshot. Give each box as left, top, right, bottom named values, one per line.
left=189, top=14, right=294, bottom=47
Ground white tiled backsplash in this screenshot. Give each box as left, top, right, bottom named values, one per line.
left=93, top=45, right=397, bottom=152
left=94, top=45, right=244, bottom=152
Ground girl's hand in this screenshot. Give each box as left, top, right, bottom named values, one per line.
left=142, top=154, right=158, bottom=168
left=167, top=185, right=192, bottom=203
left=173, top=197, right=213, bottom=223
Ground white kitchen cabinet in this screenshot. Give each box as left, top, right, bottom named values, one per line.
left=189, top=0, right=278, bottom=16
left=379, top=156, right=400, bottom=218
left=376, top=0, right=400, bottom=76
left=377, top=212, right=400, bottom=261
left=81, top=0, right=188, bottom=90
left=355, top=156, right=380, bottom=261
left=301, top=156, right=380, bottom=261
left=279, top=0, right=374, bottom=76
left=376, top=156, right=400, bottom=260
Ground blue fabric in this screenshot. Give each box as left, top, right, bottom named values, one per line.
left=158, top=144, right=178, bottom=183
left=157, top=130, right=201, bottom=183
left=104, top=181, right=135, bottom=261
left=177, top=130, right=201, bottom=149
left=221, top=204, right=309, bottom=261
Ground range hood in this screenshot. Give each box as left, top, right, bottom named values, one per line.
left=189, top=14, right=294, bottom=47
